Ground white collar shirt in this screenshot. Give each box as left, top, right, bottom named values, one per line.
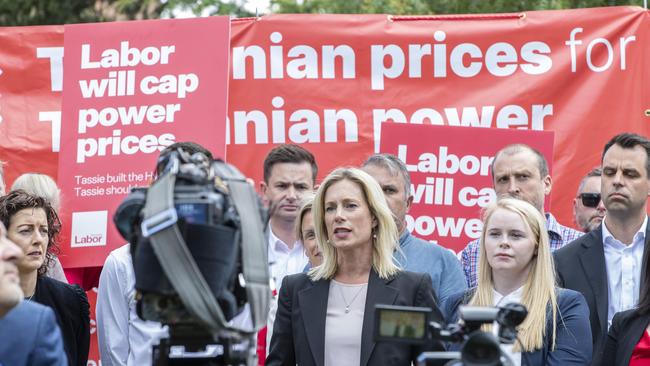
left=267, top=227, right=308, bottom=293
left=96, top=244, right=169, bottom=366
left=492, top=286, right=524, bottom=366
left=602, top=215, right=648, bottom=328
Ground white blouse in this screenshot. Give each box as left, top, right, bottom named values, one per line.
left=492, top=286, right=524, bottom=366
left=324, top=280, right=368, bottom=366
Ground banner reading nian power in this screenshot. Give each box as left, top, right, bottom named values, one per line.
left=380, top=123, right=554, bottom=252
left=226, top=7, right=650, bottom=236
left=58, top=17, right=230, bottom=267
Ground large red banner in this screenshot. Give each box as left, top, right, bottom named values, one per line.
left=380, top=123, right=554, bottom=252
left=0, top=7, right=648, bottom=267
left=58, top=17, right=230, bottom=267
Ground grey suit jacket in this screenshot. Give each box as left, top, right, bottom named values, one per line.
left=266, top=269, right=444, bottom=366
left=0, top=300, right=67, bottom=366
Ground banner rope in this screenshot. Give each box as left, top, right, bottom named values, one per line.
left=389, top=13, right=525, bottom=21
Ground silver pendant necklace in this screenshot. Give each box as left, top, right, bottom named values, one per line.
left=338, top=283, right=367, bottom=314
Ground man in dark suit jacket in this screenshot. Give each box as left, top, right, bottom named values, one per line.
left=554, top=132, right=650, bottom=359
left=0, top=222, right=67, bottom=366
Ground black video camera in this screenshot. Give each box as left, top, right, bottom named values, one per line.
left=114, top=148, right=269, bottom=365
left=374, top=303, right=527, bottom=366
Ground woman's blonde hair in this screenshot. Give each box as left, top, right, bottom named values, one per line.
left=471, top=198, right=558, bottom=352
left=309, top=167, right=399, bottom=281
left=11, top=173, right=61, bottom=211
left=294, top=194, right=315, bottom=242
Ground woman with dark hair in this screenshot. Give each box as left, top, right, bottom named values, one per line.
left=0, top=190, right=90, bottom=366
left=599, top=237, right=650, bottom=365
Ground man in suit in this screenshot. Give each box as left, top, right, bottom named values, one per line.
left=0, top=221, right=67, bottom=366
left=555, top=132, right=650, bottom=359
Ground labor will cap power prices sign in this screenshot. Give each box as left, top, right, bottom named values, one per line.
left=58, top=17, right=230, bottom=267
left=379, top=123, right=554, bottom=253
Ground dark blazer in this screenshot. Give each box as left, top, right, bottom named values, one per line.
left=443, top=288, right=592, bottom=366
left=0, top=300, right=68, bottom=366
left=553, top=222, right=650, bottom=359
left=599, top=308, right=650, bottom=366
left=33, top=276, right=90, bottom=366
left=266, top=270, right=444, bottom=366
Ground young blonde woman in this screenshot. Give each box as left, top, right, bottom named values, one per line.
left=267, top=167, right=444, bottom=366
left=444, top=198, right=592, bottom=365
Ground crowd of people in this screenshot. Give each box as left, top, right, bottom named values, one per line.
left=0, top=131, right=648, bottom=366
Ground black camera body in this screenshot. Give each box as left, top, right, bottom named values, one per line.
left=114, top=149, right=269, bottom=365
left=116, top=151, right=244, bottom=325
left=374, top=303, right=528, bottom=366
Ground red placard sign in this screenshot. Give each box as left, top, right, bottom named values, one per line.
left=58, top=17, right=230, bottom=267
left=380, top=123, right=554, bottom=252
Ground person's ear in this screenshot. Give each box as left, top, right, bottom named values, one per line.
left=406, top=194, right=413, bottom=213
left=543, top=175, right=552, bottom=196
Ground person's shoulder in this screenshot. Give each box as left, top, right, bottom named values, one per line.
left=553, top=229, right=599, bottom=258
left=460, top=238, right=480, bottom=255
left=104, top=243, right=132, bottom=267
left=282, top=272, right=314, bottom=289
left=442, top=288, right=474, bottom=321
left=611, top=307, right=646, bottom=328
left=394, top=269, right=430, bottom=283
left=408, top=234, right=456, bottom=257
left=39, top=277, right=89, bottom=315
left=7, top=300, right=52, bottom=320
left=556, top=288, right=586, bottom=304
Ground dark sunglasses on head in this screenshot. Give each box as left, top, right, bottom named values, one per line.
left=578, top=193, right=601, bottom=208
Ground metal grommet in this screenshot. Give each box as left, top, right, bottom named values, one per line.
left=645, top=109, right=650, bottom=117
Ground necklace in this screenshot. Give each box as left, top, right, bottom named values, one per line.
left=25, top=293, right=34, bottom=302
left=337, top=282, right=367, bottom=314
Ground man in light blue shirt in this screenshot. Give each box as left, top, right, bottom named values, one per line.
left=362, top=154, right=467, bottom=308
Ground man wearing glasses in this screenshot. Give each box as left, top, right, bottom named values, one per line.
left=574, top=167, right=606, bottom=233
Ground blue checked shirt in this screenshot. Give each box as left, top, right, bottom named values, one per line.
left=460, top=213, right=583, bottom=288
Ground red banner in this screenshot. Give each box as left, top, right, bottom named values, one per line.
left=58, top=17, right=230, bottom=267
left=380, top=124, right=554, bottom=252
left=0, top=7, right=648, bottom=267
left=0, top=25, right=62, bottom=185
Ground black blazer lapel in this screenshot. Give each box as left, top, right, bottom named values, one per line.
left=578, top=229, right=608, bottom=336
left=360, top=271, right=399, bottom=366
left=298, top=279, right=330, bottom=366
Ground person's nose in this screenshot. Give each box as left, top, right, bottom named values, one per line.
left=612, top=170, right=625, bottom=187
left=334, top=206, right=346, bottom=222
left=1, top=238, right=23, bottom=262
left=507, top=178, right=520, bottom=195
left=33, top=230, right=47, bottom=246
left=286, top=186, right=298, bottom=201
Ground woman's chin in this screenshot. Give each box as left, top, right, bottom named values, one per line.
left=18, top=260, right=43, bottom=275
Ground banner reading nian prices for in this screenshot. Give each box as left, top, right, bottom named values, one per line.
left=58, top=17, right=230, bottom=267
left=380, top=123, right=554, bottom=252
